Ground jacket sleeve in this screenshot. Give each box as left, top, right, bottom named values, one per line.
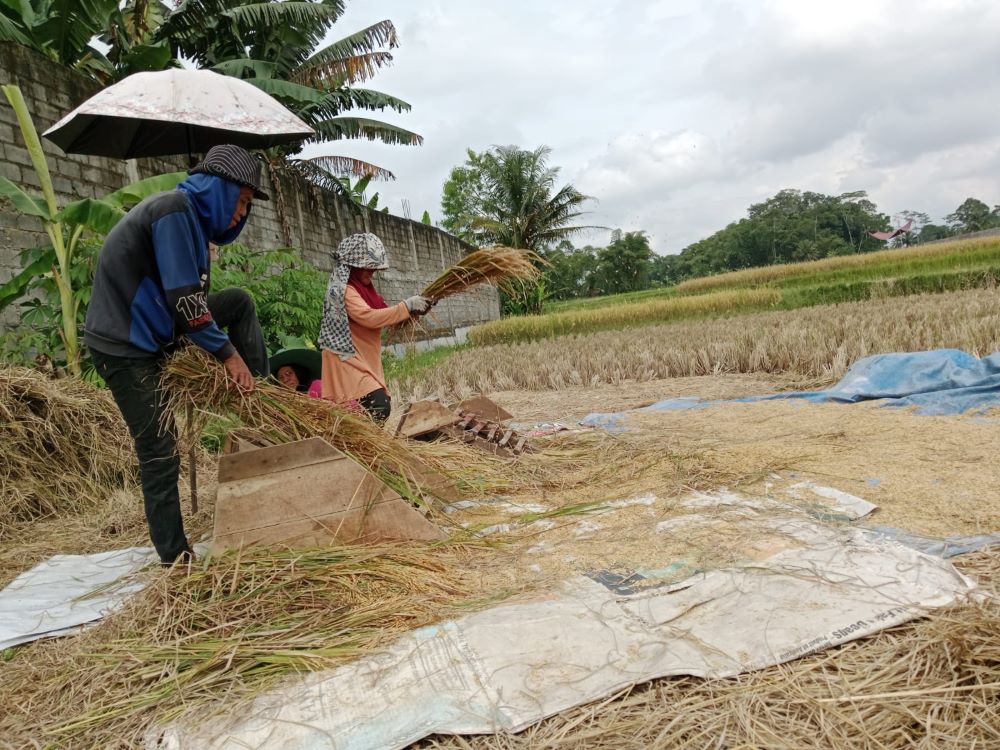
left=344, top=286, right=411, bottom=330
left=151, top=210, right=235, bottom=360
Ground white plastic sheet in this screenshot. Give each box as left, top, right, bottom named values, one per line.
left=0, top=547, right=156, bottom=650
left=152, top=499, right=978, bottom=750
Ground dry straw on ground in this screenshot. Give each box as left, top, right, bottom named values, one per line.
left=0, top=367, right=136, bottom=538
left=394, top=289, right=1000, bottom=399
left=624, top=399, right=1000, bottom=537
left=414, top=550, right=1000, bottom=750
left=422, top=247, right=540, bottom=301
left=0, top=542, right=496, bottom=749
left=162, top=347, right=478, bottom=505
left=160, top=348, right=736, bottom=515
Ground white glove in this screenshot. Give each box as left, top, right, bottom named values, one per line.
left=404, top=295, right=433, bottom=315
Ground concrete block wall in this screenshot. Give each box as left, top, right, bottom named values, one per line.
left=0, top=42, right=498, bottom=337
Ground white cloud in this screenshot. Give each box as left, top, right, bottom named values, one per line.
left=311, top=0, right=1000, bottom=252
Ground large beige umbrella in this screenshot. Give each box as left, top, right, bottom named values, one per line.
left=43, top=68, right=314, bottom=159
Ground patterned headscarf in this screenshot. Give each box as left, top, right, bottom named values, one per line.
left=318, top=233, right=390, bottom=359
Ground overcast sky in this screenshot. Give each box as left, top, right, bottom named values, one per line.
left=305, top=0, right=1000, bottom=254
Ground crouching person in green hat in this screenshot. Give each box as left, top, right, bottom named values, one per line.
left=271, top=348, right=323, bottom=398
left=85, top=144, right=271, bottom=566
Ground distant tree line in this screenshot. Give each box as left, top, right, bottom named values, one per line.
left=440, top=144, right=1000, bottom=305
left=540, top=192, right=1000, bottom=298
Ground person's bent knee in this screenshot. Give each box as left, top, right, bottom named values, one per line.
left=223, top=287, right=255, bottom=313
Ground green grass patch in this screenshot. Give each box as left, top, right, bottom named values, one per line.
left=383, top=344, right=466, bottom=383
left=779, top=266, right=1000, bottom=308
left=546, top=286, right=677, bottom=313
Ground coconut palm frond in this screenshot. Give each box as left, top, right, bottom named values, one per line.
left=313, top=117, right=423, bottom=146
left=299, top=155, right=396, bottom=181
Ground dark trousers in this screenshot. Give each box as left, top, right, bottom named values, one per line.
left=91, top=288, right=267, bottom=563
left=207, top=289, right=270, bottom=378
left=360, top=387, right=391, bottom=424
left=93, top=350, right=187, bottom=563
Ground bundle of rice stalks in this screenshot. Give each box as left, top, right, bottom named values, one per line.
left=0, top=541, right=499, bottom=748
left=422, top=246, right=541, bottom=301
left=162, top=348, right=505, bottom=504
left=0, top=366, right=136, bottom=537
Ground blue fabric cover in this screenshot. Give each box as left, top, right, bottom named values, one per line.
left=582, top=349, right=1000, bottom=429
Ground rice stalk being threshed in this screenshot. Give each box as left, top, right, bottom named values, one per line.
left=421, top=247, right=541, bottom=301
left=161, top=347, right=478, bottom=505
left=0, top=366, right=137, bottom=538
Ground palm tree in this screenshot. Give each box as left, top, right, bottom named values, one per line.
left=442, top=145, right=598, bottom=314
left=150, top=0, right=423, bottom=240
left=454, top=145, right=597, bottom=251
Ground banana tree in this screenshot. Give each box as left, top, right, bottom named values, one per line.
left=0, top=84, right=185, bottom=375
left=0, top=0, right=171, bottom=83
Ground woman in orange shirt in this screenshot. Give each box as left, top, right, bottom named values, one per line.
left=317, top=233, right=432, bottom=422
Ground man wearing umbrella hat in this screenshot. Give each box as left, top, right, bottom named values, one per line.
left=86, top=144, right=271, bottom=566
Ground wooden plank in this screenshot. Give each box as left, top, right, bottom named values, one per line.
left=355, top=473, right=445, bottom=541
left=214, top=454, right=370, bottom=538
left=439, top=426, right=514, bottom=458
left=217, top=437, right=343, bottom=483
left=212, top=439, right=445, bottom=551
left=456, top=395, right=512, bottom=423
left=222, top=429, right=277, bottom=455
left=396, top=400, right=459, bottom=438
left=213, top=490, right=443, bottom=549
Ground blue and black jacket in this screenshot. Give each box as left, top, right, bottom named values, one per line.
left=85, top=174, right=251, bottom=360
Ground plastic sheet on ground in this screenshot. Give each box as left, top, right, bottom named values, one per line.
left=0, top=547, right=156, bottom=650
left=582, top=349, right=1000, bottom=429
left=151, top=495, right=979, bottom=750
left=867, top=527, right=1000, bottom=558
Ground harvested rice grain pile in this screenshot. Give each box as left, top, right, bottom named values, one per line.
left=0, top=367, right=136, bottom=537
left=624, top=399, right=1000, bottom=536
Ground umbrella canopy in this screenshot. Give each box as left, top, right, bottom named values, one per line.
left=43, top=69, right=314, bottom=159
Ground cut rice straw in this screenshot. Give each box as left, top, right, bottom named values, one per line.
left=422, top=246, right=541, bottom=301
left=0, top=366, right=137, bottom=538
left=161, top=347, right=477, bottom=505
left=0, top=542, right=504, bottom=749
left=160, top=348, right=741, bottom=515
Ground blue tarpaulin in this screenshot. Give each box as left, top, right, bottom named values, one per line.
left=582, top=349, right=1000, bottom=429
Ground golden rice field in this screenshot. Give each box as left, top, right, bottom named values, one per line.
left=468, top=288, right=781, bottom=346
left=675, top=236, right=1000, bottom=294
left=395, top=288, right=1000, bottom=398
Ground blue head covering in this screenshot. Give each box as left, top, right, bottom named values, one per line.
left=177, top=173, right=251, bottom=244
